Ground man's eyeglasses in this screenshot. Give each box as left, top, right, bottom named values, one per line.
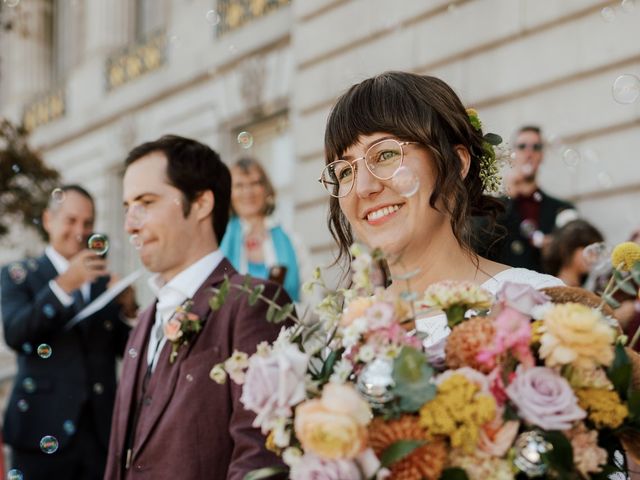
left=318, top=139, right=419, bottom=198
left=516, top=142, right=544, bottom=152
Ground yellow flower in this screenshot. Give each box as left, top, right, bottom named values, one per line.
left=419, top=374, right=496, bottom=453
left=421, top=281, right=493, bottom=311
left=576, top=388, right=628, bottom=429
left=294, top=383, right=371, bottom=459
left=539, top=303, right=615, bottom=369
left=611, top=242, right=640, bottom=271
left=265, top=431, right=281, bottom=454
left=530, top=320, right=544, bottom=344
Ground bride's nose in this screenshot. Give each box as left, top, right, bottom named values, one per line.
left=354, top=163, right=384, bottom=198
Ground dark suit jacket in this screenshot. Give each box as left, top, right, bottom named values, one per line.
left=0, top=253, right=131, bottom=452
left=474, top=189, right=574, bottom=272
left=104, top=259, right=289, bottom=480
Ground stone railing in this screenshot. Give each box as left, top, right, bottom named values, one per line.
left=216, top=0, right=290, bottom=36
left=105, top=30, right=166, bottom=91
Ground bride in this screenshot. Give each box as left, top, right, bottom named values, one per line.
left=318, top=71, right=562, bottom=351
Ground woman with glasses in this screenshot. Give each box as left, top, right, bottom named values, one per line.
left=221, top=157, right=309, bottom=302
left=319, top=72, right=562, bottom=360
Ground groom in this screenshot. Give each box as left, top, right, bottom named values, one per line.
left=104, top=135, right=290, bottom=479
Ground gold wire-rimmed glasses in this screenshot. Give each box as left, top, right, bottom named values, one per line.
left=318, top=139, right=419, bottom=198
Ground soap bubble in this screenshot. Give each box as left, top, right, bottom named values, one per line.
left=237, top=131, right=254, bottom=149
left=87, top=233, right=109, bottom=256
left=390, top=166, right=420, bottom=197
left=37, top=343, right=52, bottom=359
left=612, top=74, right=640, bottom=104
left=40, top=435, right=59, bottom=454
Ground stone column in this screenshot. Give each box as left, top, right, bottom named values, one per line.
left=84, top=0, right=134, bottom=56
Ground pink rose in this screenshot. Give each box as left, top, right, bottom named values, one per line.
left=163, top=318, right=183, bottom=342
left=497, top=282, right=549, bottom=316
left=240, top=344, right=309, bottom=432
left=290, top=453, right=361, bottom=480
left=506, top=366, right=585, bottom=430
left=477, top=306, right=534, bottom=369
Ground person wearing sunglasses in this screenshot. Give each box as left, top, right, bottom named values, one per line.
left=476, top=125, right=576, bottom=273
left=320, top=72, right=562, bottom=343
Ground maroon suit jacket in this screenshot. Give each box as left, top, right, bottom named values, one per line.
left=104, top=259, right=288, bottom=480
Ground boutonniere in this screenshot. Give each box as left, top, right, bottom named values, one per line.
left=164, top=300, right=203, bottom=364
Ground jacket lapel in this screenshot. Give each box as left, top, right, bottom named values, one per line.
left=133, top=259, right=237, bottom=453
left=115, top=304, right=156, bottom=455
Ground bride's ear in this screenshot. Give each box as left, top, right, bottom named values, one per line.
left=455, top=145, right=471, bottom=179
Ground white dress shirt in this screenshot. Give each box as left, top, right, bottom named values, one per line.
left=146, top=249, right=224, bottom=371
left=46, top=246, right=91, bottom=307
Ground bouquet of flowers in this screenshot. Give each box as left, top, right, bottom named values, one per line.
left=209, top=242, right=640, bottom=480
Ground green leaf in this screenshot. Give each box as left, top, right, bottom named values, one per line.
left=483, top=132, right=502, bottom=146
left=242, top=274, right=252, bottom=290
left=273, top=303, right=294, bottom=323
left=248, top=284, right=265, bottom=306
left=604, top=294, right=621, bottom=309
left=439, top=467, right=470, bottom=480
left=391, top=347, right=436, bottom=412
left=540, top=430, right=573, bottom=473
left=627, top=389, right=640, bottom=422
left=443, top=305, right=466, bottom=328
left=614, top=270, right=638, bottom=296
left=266, top=303, right=277, bottom=322
left=631, top=261, right=640, bottom=284
left=608, top=342, right=632, bottom=398
left=209, top=277, right=231, bottom=311
left=243, top=466, right=287, bottom=480
left=380, top=439, right=425, bottom=467
left=319, top=348, right=343, bottom=382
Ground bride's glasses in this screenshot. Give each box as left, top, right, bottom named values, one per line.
left=318, top=139, right=419, bottom=198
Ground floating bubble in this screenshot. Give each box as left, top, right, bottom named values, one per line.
left=186, top=374, right=194, bottom=382
left=11, top=164, right=20, bottom=173
left=205, top=9, right=220, bottom=25
left=356, top=357, right=395, bottom=407
left=26, top=258, right=39, bottom=271
left=237, top=131, right=254, bottom=149
left=51, top=187, right=65, bottom=203
left=612, top=74, right=640, bottom=104
left=533, top=191, right=543, bottom=202
left=87, top=233, right=109, bottom=256
left=128, top=347, right=138, bottom=358
left=17, top=399, right=29, bottom=412
left=22, top=377, right=36, bottom=393
left=562, top=148, right=580, bottom=167
left=519, top=219, right=537, bottom=238
left=7, top=470, right=24, bottom=480
left=510, top=240, right=525, bottom=255
left=93, top=382, right=104, bottom=394
left=32, top=218, right=40, bottom=225
left=521, top=163, right=535, bottom=176
left=43, top=303, right=56, bottom=318
left=40, top=435, right=59, bottom=454
left=583, top=241, right=612, bottom=267
left=129, top=234, right=143, bottom=250
left=63, top=419, right=76, bottom=435
left=597, top=171, right=613, bottom=188
left=601, top=6, right=616, bottom=22
left=21, top=343, right=33, bottom=354
left=391, top=166, right=420, bottom=197
left=37, top=343, right=52, bottom=359
left=621, top=0, right=636, bottom=13
left=5, top=0, right=20, bottom=6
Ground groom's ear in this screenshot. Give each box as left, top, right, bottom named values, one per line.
left=454, top=145, right=471, bottom=179
left=192, top=190, right=215, bottom=221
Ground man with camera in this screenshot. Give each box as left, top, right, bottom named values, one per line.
left=1, top=184, right=135, bottom=479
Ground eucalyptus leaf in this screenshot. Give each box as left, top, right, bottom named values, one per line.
left=248, top=284, right=265, bottom=306
left=273, top=303, right=294, bottom=323
left=627, top=389, right=640, bottom=423
left=439, top=467, right=470, bottom=480
left=243, top=466, right=287, bottom=480
left=614, top=270, right=637, bottom=296
left=604, top=294, right=621, bottom=309
left=607, top=342, right=631, bottom=399
left=266, top=303, right=277, bottom=322
left=380, top=439, right=425, bottom=467
left=631, top=262, right=640, bottom=284
left=540, top=430, right=573, bottom=473
left=392, top=347, right=436, bottom=412
left=483, top=132, right=502, bottom=146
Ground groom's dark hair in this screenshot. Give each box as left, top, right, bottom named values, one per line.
left=125, top=135, right=231, bottom=242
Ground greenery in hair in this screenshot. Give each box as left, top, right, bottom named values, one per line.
left=465, top=108, right=503, bottom=194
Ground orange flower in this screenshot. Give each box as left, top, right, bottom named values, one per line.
left=368, top=416, right=447, bottom=480
left=445, top=316, right=495, bottom=374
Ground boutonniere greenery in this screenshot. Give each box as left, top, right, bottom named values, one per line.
left=164, top=300, right=202, bottom=364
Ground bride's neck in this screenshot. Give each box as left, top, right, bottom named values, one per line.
left=385, top=234, right=481, bottom=296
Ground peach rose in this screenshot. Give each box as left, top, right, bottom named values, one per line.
left=163, top=318, right=183, bottom=342
left=340, top=297, right=374, bottom=328
left=295, top=383, right=371, bottom=459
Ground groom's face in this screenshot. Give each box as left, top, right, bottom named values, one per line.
left=123, top=151, right=196, bottom=281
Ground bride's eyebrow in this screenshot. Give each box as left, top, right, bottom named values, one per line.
left=340, top=135, right=397, bottom=160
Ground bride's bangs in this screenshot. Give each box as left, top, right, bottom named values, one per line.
left=324, top=74, right=427, bottom=164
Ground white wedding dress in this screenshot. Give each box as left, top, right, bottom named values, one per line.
left=415, top=268, right=564, bottom=366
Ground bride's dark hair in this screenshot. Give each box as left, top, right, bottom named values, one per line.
left=324, top=71, right=503, bottom=265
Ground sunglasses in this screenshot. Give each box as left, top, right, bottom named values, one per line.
left=516, top=142, right=544, bottom=152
